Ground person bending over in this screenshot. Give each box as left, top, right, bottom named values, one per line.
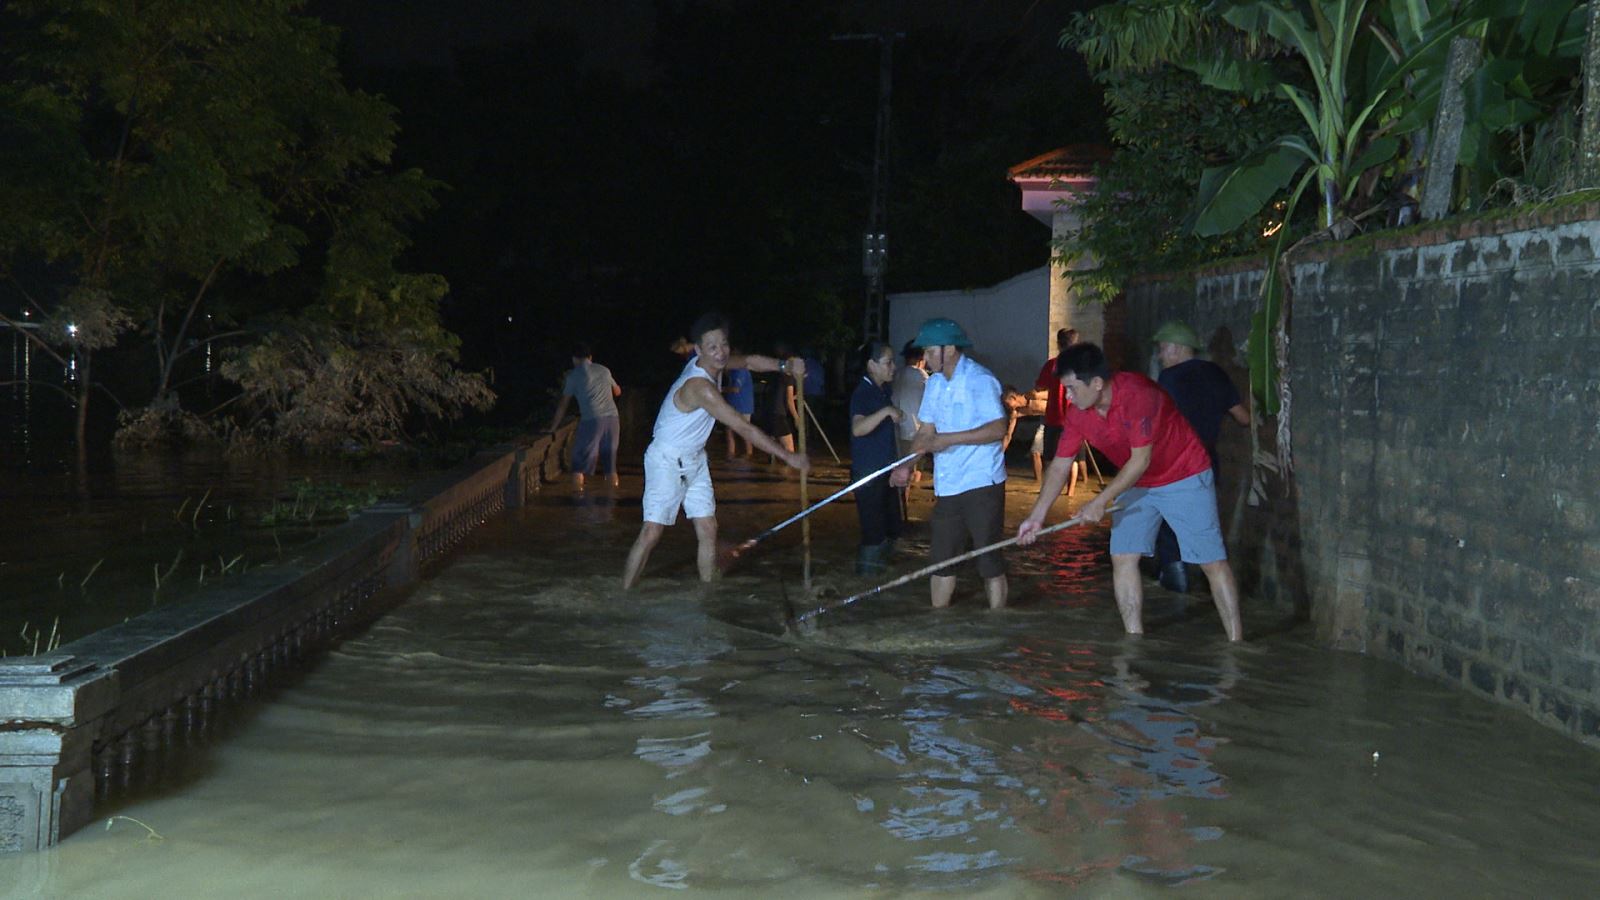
left=622, top=313, right=808, bottom=589
left=1016, top=342, right=1243, bottom=641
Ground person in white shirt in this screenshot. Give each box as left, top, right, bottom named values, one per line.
left=891, top=340, right=929, bottom=496
left=891, top=318, right=1009, bottom=609
left=622, top=313, right=809, bottom=589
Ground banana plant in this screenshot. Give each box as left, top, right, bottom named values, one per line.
left=1190, top=0, right=1479, bottom=238
left=1185, top=0, right=1494, bottom=435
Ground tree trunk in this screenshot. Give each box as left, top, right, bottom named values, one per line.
left=75, top=349, right=92, bottom=499
left=1583, top=0, right=1600, bottom=185
left=1421, top=36, right=1481, bottom=221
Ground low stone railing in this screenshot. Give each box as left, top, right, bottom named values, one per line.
left=0, top=427, right=573, bottom=853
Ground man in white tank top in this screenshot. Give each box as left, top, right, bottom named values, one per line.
left=622, top=312, right=810, bottom=589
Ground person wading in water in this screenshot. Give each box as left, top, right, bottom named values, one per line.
left=849, top=341, right=903, bottom=576
left=1015, top=342, right=1244, bottom=641
left=622, top=312, right=809, bottom=589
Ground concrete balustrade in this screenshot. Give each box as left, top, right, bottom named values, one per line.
left=0, top=427, right=574, bottom=853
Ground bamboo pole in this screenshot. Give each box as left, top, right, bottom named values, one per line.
left=796, top=386, right=811, bottom=590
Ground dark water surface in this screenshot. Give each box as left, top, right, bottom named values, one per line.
left=0, top=450, right=441, bottom=657
left=5, top=458, right=1600, bottom=897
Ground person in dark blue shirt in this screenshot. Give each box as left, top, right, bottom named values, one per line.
left=1152, top=321, right=1250, bottom=592
left=721, top=365, right=755, bottom=458
left=850, top=341, right=903, bottom=575
left=800, top=346, right=825, bottom=399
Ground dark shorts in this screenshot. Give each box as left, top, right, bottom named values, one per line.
left=1042, top=424, right=1086, bottom=464
left=930, top=483, right=1006, bottom=579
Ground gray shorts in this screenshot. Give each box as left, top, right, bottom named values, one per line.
left=1109, top=469, right=1227, bottom=563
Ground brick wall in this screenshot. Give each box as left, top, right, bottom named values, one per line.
left=1124, top=204, right=1600, bottom=743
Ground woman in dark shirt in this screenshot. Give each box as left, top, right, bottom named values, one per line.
left=850, top=341, right=903, bottom=575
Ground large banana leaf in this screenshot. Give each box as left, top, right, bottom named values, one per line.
left=1189, top=138, right=1312, bottom=237
left=1243, top=167, right=1316, bottom=418
left=1346, top=135, right=1402, bottom=180
left=1190, top=55, right=1280, bottom=97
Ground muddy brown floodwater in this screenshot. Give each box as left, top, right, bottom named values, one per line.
left=6, top=457, right=1600, bottom=898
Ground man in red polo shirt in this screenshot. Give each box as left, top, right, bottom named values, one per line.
left=1033, top=327, right=1084, bottom=496
left=1016, top=342, right=1243, bottom=641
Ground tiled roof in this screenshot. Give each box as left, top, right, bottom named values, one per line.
left=1007, top=144, right=1113, bottom=181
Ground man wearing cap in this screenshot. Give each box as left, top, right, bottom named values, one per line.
left=545, top=341, right=622, bottom=490
left=891, top=318, right=1009, bottom=609
left=623, top=313, right=809, bottom=589
left=1151, top=320, right=1251, bottom=593
left=1015, top=342, right=1243, bottom=641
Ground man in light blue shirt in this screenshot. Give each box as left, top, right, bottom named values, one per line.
left=891, top=318, right=1009, bottom=609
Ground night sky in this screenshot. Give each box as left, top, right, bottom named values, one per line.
left=307, top=0, right=1105, bottom=416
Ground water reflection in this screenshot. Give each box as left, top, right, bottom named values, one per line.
left=7, top=462, right=1600, bottom=897
left=1089, top=649, right=1235, bottom=885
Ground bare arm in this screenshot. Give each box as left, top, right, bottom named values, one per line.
left=1002, top=411, right=1019, bottom=451
left=612, top=381, right=622, bottom=398
left=544, top=395, right=572, bottom=433
left=851, top=405, right=901, bottom=437
left=679, top=379, right=809, bottom=471
left=1017, top=443, right=1148, bottom=543
left=1228, top=402, right=1250, bottom=426
left=889, top=420, right=937, bottom=485
left=728, top=354, right=805, bottom=381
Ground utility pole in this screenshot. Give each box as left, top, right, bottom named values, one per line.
left=833, top=31, right=903, bottom=343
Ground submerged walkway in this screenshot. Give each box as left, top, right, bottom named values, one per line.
left=6, top=458, right=1600, bottom=896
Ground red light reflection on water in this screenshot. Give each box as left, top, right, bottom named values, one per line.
left=987, top=633, right=1231, bottom=886
left=997, top=640, right=1107, bottom=722
left=1008, top=516, right=1112, bottom=608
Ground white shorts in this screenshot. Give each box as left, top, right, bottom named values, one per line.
left=642, top=443, right=715, bottom=525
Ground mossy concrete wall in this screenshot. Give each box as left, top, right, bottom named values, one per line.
left=1124, top=204, right=1600, bottom=744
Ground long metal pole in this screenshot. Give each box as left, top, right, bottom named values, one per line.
left=789, top=511, right=1104, bottom=626
left=721, top=452, right=919, bottom=566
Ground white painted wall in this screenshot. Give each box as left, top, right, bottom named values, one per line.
left=887, top=266, right=1051, bottom=390
left=1049, top=208, right=1105, bottom=349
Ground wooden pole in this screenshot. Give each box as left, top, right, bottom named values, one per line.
left=796, top=386, right=811, bottom=590
left=1084, top=440, right=1106, bottom=487
left=802, top=402, right=841, bottom=463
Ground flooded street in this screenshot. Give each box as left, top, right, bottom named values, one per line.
left=6, top=458, right=1600, bottom=898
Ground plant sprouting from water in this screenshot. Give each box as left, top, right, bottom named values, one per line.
left=105, top=816, right=165, bottom=843
left=260, top=479, right=395, bottom=527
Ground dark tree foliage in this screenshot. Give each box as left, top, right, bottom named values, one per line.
left=1055, top=64, right=1303, bottom=304
left=0, top=0, right=490, bottom=458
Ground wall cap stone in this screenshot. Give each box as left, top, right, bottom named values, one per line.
left=1127, top=196, right=1600, bottom=287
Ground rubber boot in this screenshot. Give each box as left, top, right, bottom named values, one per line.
left=856, top=543, right=889, bottom=577
left=1158, top=560, right=1189, bottom=594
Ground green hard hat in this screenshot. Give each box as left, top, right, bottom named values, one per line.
left=913, top=317, right=972, bottom=348
left=1151, top=320, right=1203, bottom=349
